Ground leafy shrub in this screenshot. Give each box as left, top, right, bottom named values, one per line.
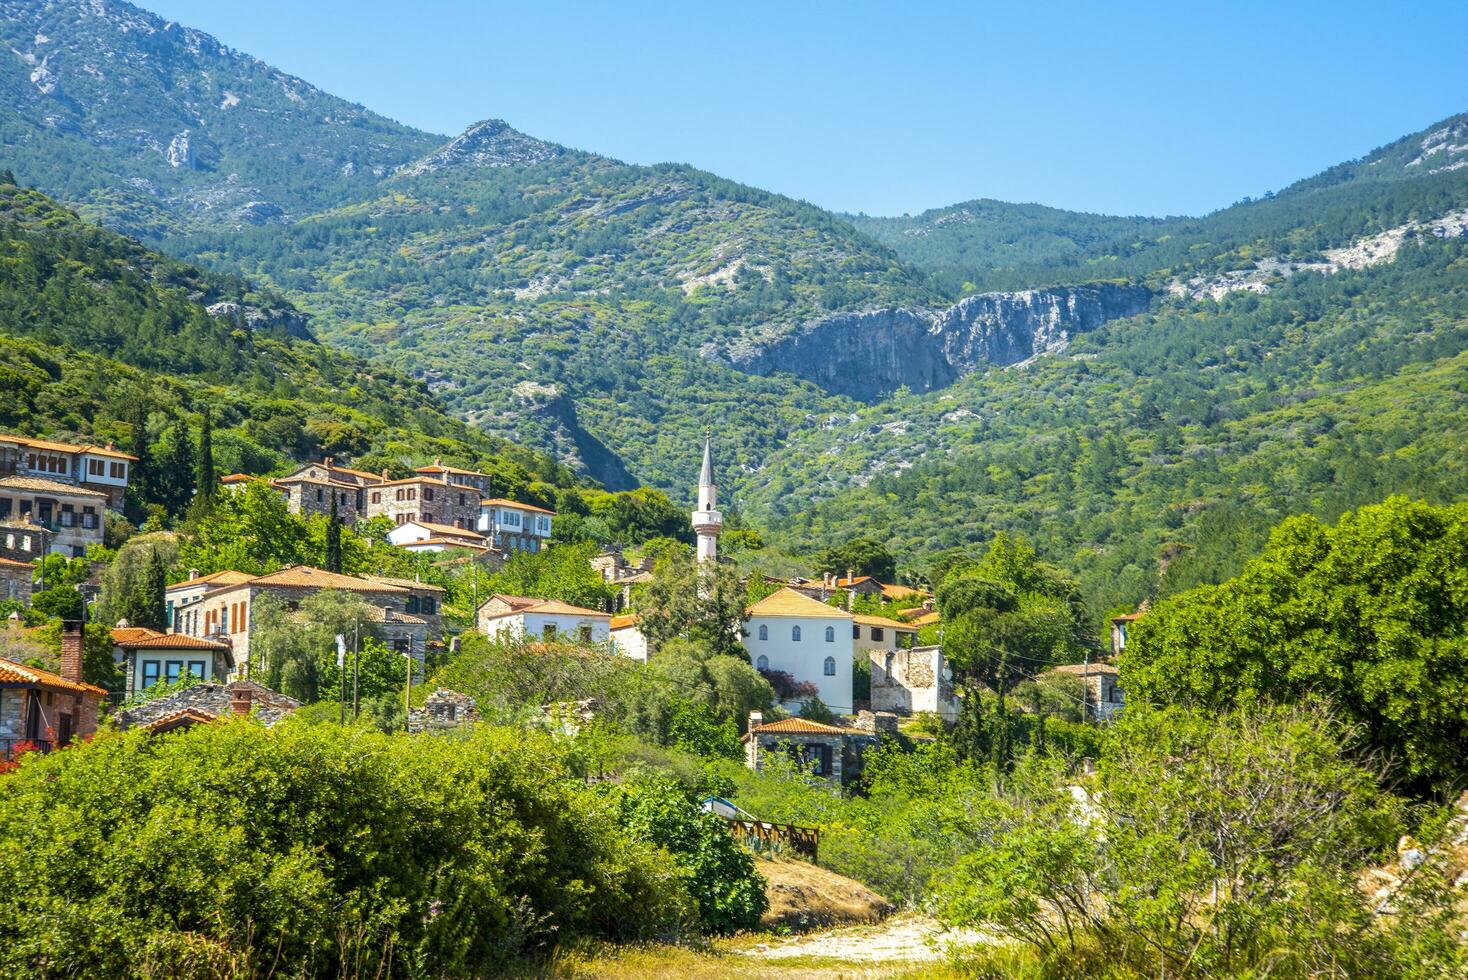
left=0, top=720, right=692, bottom=976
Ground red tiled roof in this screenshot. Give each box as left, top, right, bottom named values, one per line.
left=143, top=707, right=220, bottom=733
left=0, top=556, right=31, bottom=570
left=166, top=570, right=255, bottom=592
left=362, top=574, right=446, bottom=593
left=114, top=633, right=229, bottom=651
left=109, top=626, right=164, bottom=644
left=609, top=613, right=641, bottom=630
left=0, top=656, right=107, bottom=695
left=747, top=588, right=852, bottom=620
left=747, top=717, right=851, bottom=736
left=480, top=497, right=556, bottom=515
left=204, top=566, right=408, bottom=596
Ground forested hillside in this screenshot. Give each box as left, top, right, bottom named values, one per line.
left=0, top=176, right=577, bottom=498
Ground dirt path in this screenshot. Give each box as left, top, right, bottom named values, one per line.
left=741, top=913, right=996, bottom=964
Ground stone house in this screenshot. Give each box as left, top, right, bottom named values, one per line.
left=1043, top=662, right=1125, bottom=722
left=591, top=548, right=655, bottom=610
left=187, top=566, right=439, bottom=673
left=0, top=432, right=135, bottom=510
left=366, top=474, right=481, bottom=530
left=0, top=476, right=109, bottom=556
left=408, top=688, right=480, bottom=734
left=0, top=620, right=104, bottom=755
left=112, top=627, right=235, bottom=698
left=1110, top=612, right=1142, bottom=658
left=272, top=472, right=364, bottom=521
left=742, top=710, right=892, bottom=787
left=115, top=679, right=301, bottom=732
left=413, top=460, right=495, bottom=497
left=869, top=644, right=960, bottom=721
left=167, top=569, right=256, bottom=635
left=0, top=555, right=31, bottom=605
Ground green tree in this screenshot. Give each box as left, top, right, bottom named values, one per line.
left=1122, top=497, right=1468, bottom=795
left=128, top=547, right=168, bottom=632
left=195, top=405, right=215, bottom=500
left=323, top=495, right=343, bottom=573
left=160, top=415, right=195, bottom=514
left=484, top=541, right=617, bottom=613
left=634, top=547, right=748, bottom=658
left=178, top=480, right=310, bottom=576
left=815, top=536, right=896, bottom=582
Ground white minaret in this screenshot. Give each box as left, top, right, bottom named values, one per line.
left=691, top=435, right=722, bottom=564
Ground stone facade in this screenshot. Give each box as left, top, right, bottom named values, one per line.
left=741, top=712, right=886, bottom=787
left=870, top=644, right=960, bottom=721
left=0, top=476, right=108, bottom=556
left=369, top=475, right=480, bottom=530
left=408, top=688, right=480, bottom=734
left=0, top=556, right=30, bottom=604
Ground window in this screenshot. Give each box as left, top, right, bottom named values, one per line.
left=871, top=627, right=884, bottom=642
left=458, top=492, right=466, bottom=505
left=88, top=459, right=104, bottom=476
left=110, top=461, right=126, bottom=479
left=422, top=512, right=433, bottom=523
left=188, top=659, right=207, bottom=679
left=823, top=656, right=836, bottom=676
left=408, top=488, right=417, bottom=501
left=853, top=624, right=861, bottom=639
left=542, top=623, right=557, bottom=641
left=81, top=507, right=96, bottom=529
left=141, top=660, right=161, bottom=688
left=165, top=661, right=183, bottom=684
left=791, top=625, right=802, bottom=642
left=578, top=625, right=593, bottom=644
left=825, top=626, right=835, bottom=642
left=424, top=488, right=434, bottom=502
left=372, top=491, right=381, bottom=504
left=315, top=488, right=323, bottom=503
left=421, top=597, right=436, bottom=615
left=757, top=624, right=768, bottom=641
left=756, top=655, right=769, bottom=671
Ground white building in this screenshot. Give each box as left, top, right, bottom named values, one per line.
left=743, top=588, right=854, bottom=715
left=610, top=613, right=649, bottom=662
left=477, top=499, right=554, bottom=553
left=475, top=593, right=610, bottom=646
left=386, top=519, right=490, bottom=552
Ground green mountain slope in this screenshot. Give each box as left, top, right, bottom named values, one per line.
left=0, top=176, right=576, bottom=497
left=0, top=0, right=438, bottom=238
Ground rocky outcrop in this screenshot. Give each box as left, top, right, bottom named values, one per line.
left=166, top=130, right=195, bottom=169
left=397, top=119, right=562, bottom=177
left=206, top=300, right=313, bottom=340
left=725, top=283, right=1152, bottom=401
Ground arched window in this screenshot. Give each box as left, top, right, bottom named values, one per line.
left=825, top=626, right=835, bottom=642
left=791, top=625, right=802, bottom=642
left=758, top=624, right=768, bottom=641
left=823, top=656, right=837, bottom=676
left=756, top=655, right=769, bottom=671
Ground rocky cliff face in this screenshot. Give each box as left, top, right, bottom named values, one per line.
left=397, top=119, right=562, bottom=177
left=725, top=283, right=1152, bottom=401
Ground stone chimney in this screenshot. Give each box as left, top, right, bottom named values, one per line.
left=381, top=468, right=391, bottom=481
left=60, top=619, right=84, bottom=685
left=188, top=568, right=200, bottom=581
left=324, top=456, right=334, bottom=467
left=229, top=685, right=252, bottom=718
left=846, top=567, right=855, bottom=583
left=747, top=710, right=764, bottom=733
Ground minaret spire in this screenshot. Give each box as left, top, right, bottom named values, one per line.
left=692, top=432, right=722, bottom=564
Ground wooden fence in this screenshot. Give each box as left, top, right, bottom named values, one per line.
left=720, top=817, right=820, bottom=860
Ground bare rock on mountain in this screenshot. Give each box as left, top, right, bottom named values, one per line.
left=397, top=119, right=562, bottom=177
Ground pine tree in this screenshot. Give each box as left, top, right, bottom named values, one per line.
left=195, top=406, right=215, bottom=500
left=125, top=402, right=153, bottom=518
left=324, top=495, right=343, bottom=573
left=164, top=416, right=195, bottom=514
left=127, top=549, right=168, bottom=631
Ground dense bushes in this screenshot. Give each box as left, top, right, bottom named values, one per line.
left=0, top=721, right=698, bottom=978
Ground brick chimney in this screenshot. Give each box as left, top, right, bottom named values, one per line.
left=60, top=619, right=84, bottom=685
left=229, top=685, right=252, bottom=718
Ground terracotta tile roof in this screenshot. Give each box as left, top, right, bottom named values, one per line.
left=480, top=598, right=609, bottom=620
left=218, top=473, right=260, bottom=484
left=206, top=565, right=409, bottom=597
left=834, top=575, right=876, bottom=588
left=362, top=574, right=445, bottom=593
left=0, top=556, right=32, bottom=570
left=114, top=633, right=229, bottom=651
left=0, top=433, right=136, bottom=460
left=746, top=588, right=852, bottom=620
left=907, top=612, right=940, bottom=628
left=166, top=570, right=255, bottom=592
left=853, top=613, right=917, bottom=631
left=415, top=462, right=492, bottom=478
left=1111, top=613, right=1143, bottom=623
left=0, top=475, right=110, bottom=498
left=0, top=656, right=107, bottom=695
left=321, top=463, right=384, bottom=482
left=109, top=626, right=164, bottom=644
left=290, top=607, right=427, bottom=626
left=402, top=537, right=491, bottom=552
left=879, top=583, right=931, bottom=601
left=375, top=474, right=451, bottom=487
left=486, top=594, right=542, bottom=611
left=609, top=613, right=641, bottom=630
left=398, top=520, right=486, bottom=539
left=748, top=717, right=852, bottom=736
left=271, top=474, right=362, bottom=490
left=480, top=497, right=556, bottom=515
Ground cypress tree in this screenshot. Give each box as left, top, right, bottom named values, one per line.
left=324, top=495, right=343, bottom=573
left=195, top=406, right=215, bottom=500
left=165, top=416, right=195, bottom=514
left=128, top=548, right=168, bottom=631
left=125, top=402, right=153, bottom=518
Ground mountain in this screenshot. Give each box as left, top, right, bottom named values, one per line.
left=0, top=0, right=437, bottom=238
left=2, top=0, right=1465, bottom=617
left=0, top=175, right=577, bottom=498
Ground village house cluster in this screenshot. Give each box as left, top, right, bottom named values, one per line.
left=0, top=432, right=1128, bottom=779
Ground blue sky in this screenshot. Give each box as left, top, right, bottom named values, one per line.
left=149, top=0, right=1467, bottom=218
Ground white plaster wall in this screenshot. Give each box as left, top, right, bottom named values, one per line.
left=743, top=614, right=854, bottom=714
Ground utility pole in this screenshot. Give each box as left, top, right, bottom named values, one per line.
left=336, top=634, right=346, bottom=725
left=352, top=618, right=360, bottom=720
left=403, top=650, right=412, bottom=731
